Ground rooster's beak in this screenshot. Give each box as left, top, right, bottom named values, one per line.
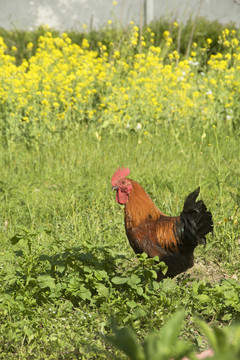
left=112, top=186, right=118, bottom=191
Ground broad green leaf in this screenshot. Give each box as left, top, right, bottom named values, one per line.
left=192, top=281, right=199, bottom=293
left=222, top=313, right=232, bottom=321
left=10, top=234, right=24, bottom=245
left=158, top=310, right=185, bottom=347
left=96, top=283, right=109, bottom=297
left=132, top=307, right=147, bottom=319
left=152, top=281, right=160, bottom=290
left=232, top=325, right=240, bottom=349
left=102, top=120, right=109, bottom=128
left=195, top=294, right=210, bottom=303
left=138, top=253, right=148, bottom=260
left=160, top=278, right=176, bottom=292
left=69, top=277, right=79, bottom=288
left=143, top=311, right=189, bottom=360
left=105, top=323, right=145, bottom=360
left=83, top=266, right=92, bottom=273
left=159, top=261, right=168, bottom=275
left=94, top=269, right=108, bottom=281
left=111, top=276, right=128, bottom=284
left=79, top=284, right=92, bottom=300
left=37, top=275, right=56, bottom=289
left=195, top=318, right=219, bottom=351
left=126, top=300, right=137, bottom=309
left=136, top=286, right=144, bottom=296
left=129, top=274, right=141, bottom=285
left=56, top=264, right=65, bottom=273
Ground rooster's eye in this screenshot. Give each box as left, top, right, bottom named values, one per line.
left=122, top=180, right=126, bottom=185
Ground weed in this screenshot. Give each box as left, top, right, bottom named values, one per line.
left=0, top=21, right=239, bottom=358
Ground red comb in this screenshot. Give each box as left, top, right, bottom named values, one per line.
left=111, top=166, right=130, bottom=186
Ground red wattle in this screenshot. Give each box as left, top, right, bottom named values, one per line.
left=116, top=190, right=128, bottom=204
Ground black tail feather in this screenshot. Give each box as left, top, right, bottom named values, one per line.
left=180, top=187, right=213, bottom=251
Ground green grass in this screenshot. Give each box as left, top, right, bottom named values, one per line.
left=0, top=124, right=239, bottom=358
left=0, top=19, right=240, bottom=359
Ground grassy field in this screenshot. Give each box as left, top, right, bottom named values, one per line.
left=0, top=21, right=240, bottom=359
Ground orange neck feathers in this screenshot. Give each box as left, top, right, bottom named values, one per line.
left=124, top=180, right=164, bottom=228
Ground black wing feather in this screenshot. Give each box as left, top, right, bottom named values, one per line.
left=179, top=187, right=213, bottom=251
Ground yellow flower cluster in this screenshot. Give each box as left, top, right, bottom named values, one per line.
left=0, top=32, right=112, bottom=137
left=130, top=24, right=139, bottom=47
left=208, top=29, right=240, bottom=71
left=163, top=30, right=173, bottom=47
left=0, top=26, right=239, bottom=140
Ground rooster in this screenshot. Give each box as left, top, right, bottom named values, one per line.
left=111, top=167, right=213, bottom=280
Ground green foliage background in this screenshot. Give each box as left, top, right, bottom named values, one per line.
left=0, top=18, right=239, bottom=359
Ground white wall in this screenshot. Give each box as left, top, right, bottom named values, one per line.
left=0, top=0, right=239, bottom=31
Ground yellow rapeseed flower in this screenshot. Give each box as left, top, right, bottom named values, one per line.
left=113, top=50, right=120, bottom=59
left=166, top=38, right=173, bottom=46
left=27, top=42, right=33, bottom=50
left=163, top=31, right=170, bottom=39
left=82, top=38, right=90, bottom=48
left=231, top=38, right=239, bottom=47
left=223, top=40, right=230, bottom=47
left=224, top=28, right=230, bottom=36
left=0, top=27, right=239, bottom=139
